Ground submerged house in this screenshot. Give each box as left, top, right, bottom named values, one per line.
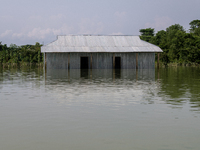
left=41, top=35, right=162, bottom=69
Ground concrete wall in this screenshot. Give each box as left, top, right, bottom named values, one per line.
left=46, top=52, right=155, bottom=69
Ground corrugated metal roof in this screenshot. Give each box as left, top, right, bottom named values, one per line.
left=41, top=35, right=163, bottom=53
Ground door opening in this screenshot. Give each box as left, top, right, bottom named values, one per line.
left=115, top=57, right=121, bottom=69
left=80, top=57, right=89, bottom=69
left=80, top=57, right=89, bottom=78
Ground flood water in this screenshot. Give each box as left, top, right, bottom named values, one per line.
left=0, top=67, right=200, bottom=150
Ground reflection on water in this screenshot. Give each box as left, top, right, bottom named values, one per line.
left=0, top=67, right=200, bottom=110
left=46, top=69, right=155, bottom=81
left=114, top=69, right=121, bottom=79
left=156, top=67, right=200, bottom=111
left=45, top=69, right=157, bottom=107
left=0, top=67, right=200, bottom=150
left=44, top=67, right=200, bottom=111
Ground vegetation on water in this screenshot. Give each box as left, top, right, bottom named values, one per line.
left=140, top=19, right=200, bottom=66
left=0, top=42, right=43, bottom=67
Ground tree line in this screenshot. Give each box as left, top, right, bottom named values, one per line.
left=1, top=20, right=200, bottom=67
left=0, top=42, right=43, bottom=66
left=140, top=19, right=200, bottom=66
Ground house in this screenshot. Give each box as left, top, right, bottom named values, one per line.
left=41, top=35, right=162, bottom=69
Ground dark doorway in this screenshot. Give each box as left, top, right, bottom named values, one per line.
left=80, top=57, right=89, bottom=69
left=115, top=57, right=121, bottom=69
left=80, top=57, right=89, bottom=78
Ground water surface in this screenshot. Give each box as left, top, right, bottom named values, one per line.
left=0, top=67, right=200, bottom=150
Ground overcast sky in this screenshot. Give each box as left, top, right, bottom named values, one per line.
left=0, top=0, right=200, bottom=46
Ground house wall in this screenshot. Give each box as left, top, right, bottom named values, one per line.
left=46, top=52, right=155, bottom=69
left=92, top=53, right=113, bottom=69
left=138, top=53, right=155, bottom=69
left=70, top=53, right=91, bottom=69
left=115, top=53, right=136, bottom=69
left=46, top=53, right=68, bottom=69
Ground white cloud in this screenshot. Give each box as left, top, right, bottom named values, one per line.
left=0, top=30, right=12, bottom=37
left=27, top=28, right=51, bottom=39
left=27, top=24, right=74, bottom=39
left=0, top=24, right=73, bottom=44
left=12, top=33, right=25, bottom=38
left=145, top=16, right=173, bottom=31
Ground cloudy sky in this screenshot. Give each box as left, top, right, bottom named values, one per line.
left=0, top=0, right=200, bottom=46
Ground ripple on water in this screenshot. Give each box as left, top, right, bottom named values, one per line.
left=0, top=67, right=200, bottom=150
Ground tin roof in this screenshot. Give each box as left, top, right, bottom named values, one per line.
left=41, top=35, right=162, bottom=53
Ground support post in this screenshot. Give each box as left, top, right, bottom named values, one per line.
left=136, top=53, right=138, bottom=69
left=113, top=53, right=115, bottom=69
left=90, top=53, right=92, bottom=69
left=44, top=53, right=47, bottom=69
left=68, top=53, right=70, bottom=69
left=136, top=68, right=138, bottom=81
left=157, top=53, right=160, bottom=69
left=90, top=53, right=92, bottom=79
left=44, top=53, right=47, bottom=80
left=43, top=53, right=46, bottom=69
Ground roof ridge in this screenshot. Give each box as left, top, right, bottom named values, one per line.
left=57, top=35, right=139, bottom=36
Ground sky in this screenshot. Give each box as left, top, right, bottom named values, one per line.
left=0, top=0, right=200, bottom=46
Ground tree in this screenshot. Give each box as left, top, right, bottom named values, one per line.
left=0, top=42, right=2, bottom=51
left=151, top=30, right=167, bottom=48
left=189, top=20, right=200, bottom=32
left=139, top=28, right=154, bottom=42
left=189, top=20, right=200, bottom=37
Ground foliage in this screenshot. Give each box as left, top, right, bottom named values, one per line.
left=0, top=42, right=43, bottom=65
left=140, top=20, right=200, bottom=65
left=139, top=28, right=154, bottom=42
left=189, top=19, right=200, bottom=33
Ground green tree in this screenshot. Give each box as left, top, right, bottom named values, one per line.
left=141, top=22, right=200, bottom=65
left=139, top=28, right=154, bottom=42
left=189, top=20, right=200, bottom=33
